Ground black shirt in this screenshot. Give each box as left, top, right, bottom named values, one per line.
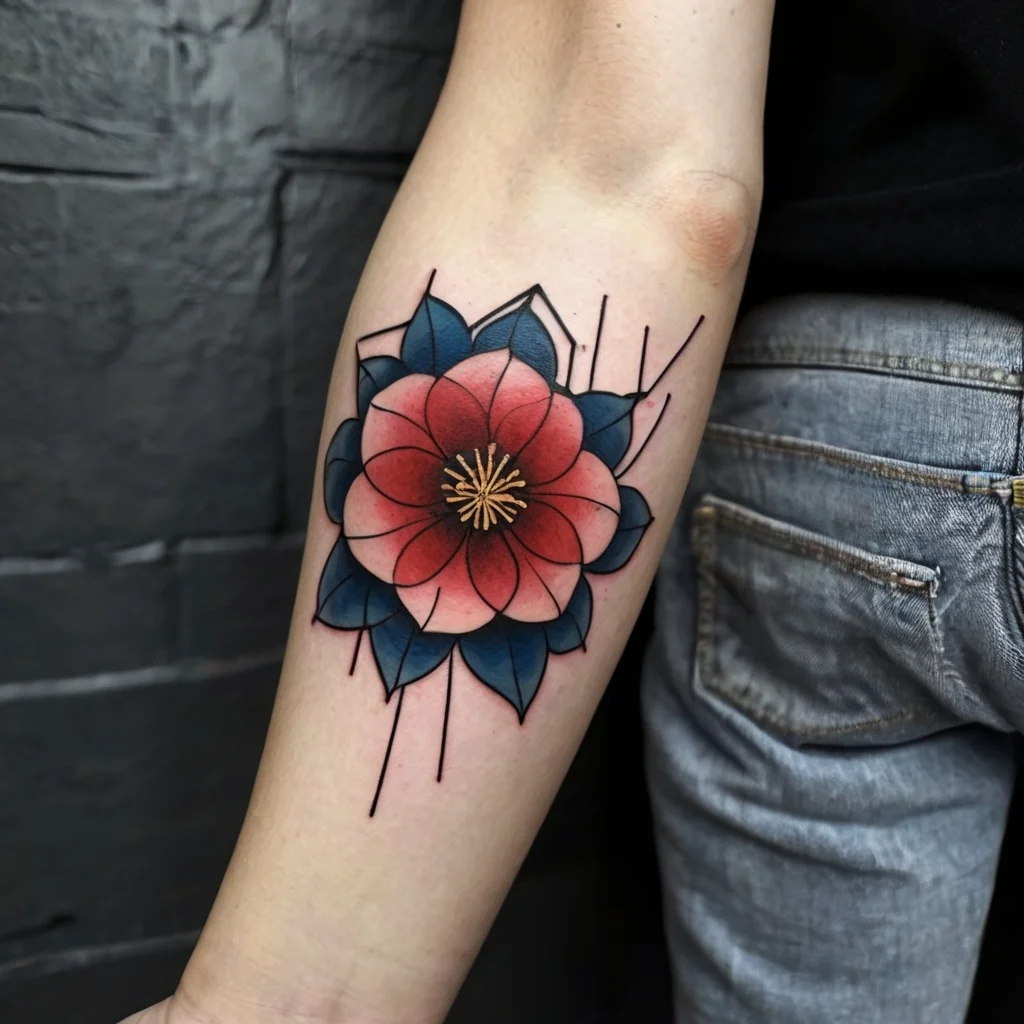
left=747, top=0, right=1024, bottom=319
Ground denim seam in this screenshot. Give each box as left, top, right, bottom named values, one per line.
left=691, top=503, right=922, bottom=740
left=705, top=423, right=1004, bottom=496
left=695, top=501, right=937, bottom=594
left=723, top=344, right=1024, bottom=392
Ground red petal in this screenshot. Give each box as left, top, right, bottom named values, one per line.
left=509, top=500, right=582, bottom=564
left=399, top=540, right=496, bottom=632
left=487, top=356, right=550, bottom=435
left=502, top=534, right=581, bottom=623
left=515, top=394, right=583, bottom=484
left=492, top=395, right=551, bottom=458
left=393, top=516, right=465, bottom=587
left=364, top=447, right=444, bottom=506
left=467, top=530, right=518, bottom=612
left=444, top=349, right=510, bottom=411
left=362, top=374, right=440, bottom=460
left=425, top=377, right=489, bottom=456
left=344, top=473, right=437, bottom=582
left=532, top=451, right=621, bottom=562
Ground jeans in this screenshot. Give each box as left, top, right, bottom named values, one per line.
left=643, top=295, right=1024, bottom=1023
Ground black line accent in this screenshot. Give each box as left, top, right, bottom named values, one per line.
left=638, top=326, right=650, bottom=392
left=425, top=281, right=438, bottom=370
left=346, top=514, right=436, bottom=541
left=368, top=400, right=443, bottom=455
left=615, top=394, right=672, bottom=478
left=362, top=447, right=446, bottom=508
left=645, top=315, right=705, bottom=394
left=530, top=491, right=621, bottom=517
left=314, top=570, right=355, bottom=619
left=506, top=634, right=525, bottom=723
left=534, top=286, right=581, bottom=392
left=369, top=687, right=404, bottom=817
left=468, top=286, right=538, bottom=331
left=357, top=321, right=410, bottom=343
left=435, top=374, right=491, bottom=438
left=426, top=268, right=438, bottom=294
left=395, top=531, right=469, bottom=592
left=516, top=498, right=585, bottom=564
left=589, top=295, right=608, bottom=391
left=492, top=395, right=552, bottom=451
left=484, top=349, right=515, bottom=425
left=349, top=628, right=363, bottom=675
left=437, top=654, right=454, bottom=782
left=509, top=537, right=565, bottom=619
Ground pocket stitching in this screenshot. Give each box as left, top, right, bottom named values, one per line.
left=704, top=422, right=1001, bottom=497
left=696, top=496, right=939, bottom=594
left=693, top=499, right=939, bottom=741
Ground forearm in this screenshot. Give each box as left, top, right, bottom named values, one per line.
left=169, top=3, right=771, bottom=1022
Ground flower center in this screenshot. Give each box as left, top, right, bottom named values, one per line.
left=442, top=442, right=528, bottom=531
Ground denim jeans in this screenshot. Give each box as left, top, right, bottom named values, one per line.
left=643, top=295, right=1024, bottom=1023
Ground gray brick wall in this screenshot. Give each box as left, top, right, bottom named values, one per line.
left=0, top=5, right=670, bottom=1021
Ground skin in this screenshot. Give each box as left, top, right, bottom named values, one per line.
left=124, top=2, right=774, bottom=1022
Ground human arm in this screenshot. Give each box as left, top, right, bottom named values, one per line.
left=131, top=2, right=773, bottom=1021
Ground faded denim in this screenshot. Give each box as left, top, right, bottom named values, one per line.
left=643, top=295, right=1024, bottom=1023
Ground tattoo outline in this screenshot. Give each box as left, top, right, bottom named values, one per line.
left=315, top=271, right=703, bottom=813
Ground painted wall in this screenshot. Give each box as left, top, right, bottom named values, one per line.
left=0, top=3, right=671, bottom=1021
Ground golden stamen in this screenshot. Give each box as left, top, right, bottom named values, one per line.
left=442, top=443, right=528, bottom=530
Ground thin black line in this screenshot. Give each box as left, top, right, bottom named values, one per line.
left=506, top=634, right=524, bottom=722
left=510, top=537, right=564, bottom=618
left=425, top=283, right=438, bottom=370
left=357, top=321, right=410, bottom=343
left=369, top=686, right=404, bottom=817
left=468, top=286, right=538, bottom=332
left=491, top=395, right=551, bottom=449
left=426, top=268, right=438, bottom=294
left=466, top=531, right=519, bottom=613
left=362, top=447, right=446, bottom=508
left=346, top=514, right=436, bottom=541
left=589, top=295, right=608, bottom=391
left=437, top=654, right=454, bottom=782
left=638, top=326, right=650, bottom=392
left=485, top=350, right=515, bottom=425
left=534, top=286, right=581, bottom=349
left=349, top=628, right=363, bottom=675
left=386, top=586, right=440, bottom=704
left=530, top=491, right=621, bottom=516
left=615, top=394, right=672, bottom=478
left=645, top=315, right=705, bottom=394
left=314, top=570, right=355, bottom=619
left=518, top=498, right=585, bottom=564
left=534, top=286, right=582, bottom=389
left=368, top=401, right=443, bottom=455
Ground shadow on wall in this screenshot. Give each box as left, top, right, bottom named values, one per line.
left=0, top=1, right=1021, bottom=1021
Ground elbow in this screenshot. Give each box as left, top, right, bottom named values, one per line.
left=667, top=169, right=760, bottom=284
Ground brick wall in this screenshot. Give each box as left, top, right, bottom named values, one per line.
left=0, top=4, right=671, bottom=1021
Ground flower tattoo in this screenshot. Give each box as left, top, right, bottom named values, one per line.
left=315, top=272, right=704, bottom=814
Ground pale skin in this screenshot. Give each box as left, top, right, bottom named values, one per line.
left=124, top=2, right=774, bottom=1022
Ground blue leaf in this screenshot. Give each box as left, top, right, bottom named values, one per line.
left=316, top=537, right=401, bottom=630
left=370, top=606, right=455, bottom=695
left=585, top=485, right=652, bottom=574
left=544, top=577, right=593, bottom=654
left=473, top=304, right=557, bottom=383
left=575, top=391, right=637, bottom=469
left=401, top=293, right=472, bottom=376
left=459, top=619, right=549, bottom=721
left=323, top=418, right=362, bottom=523
left=358, top=356, right=409, bottom=418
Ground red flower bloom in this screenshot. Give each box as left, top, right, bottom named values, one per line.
left=344, top=351, right=621, bottom=633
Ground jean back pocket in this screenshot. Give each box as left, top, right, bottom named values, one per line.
left=693, top=495, right=953, bottom=746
